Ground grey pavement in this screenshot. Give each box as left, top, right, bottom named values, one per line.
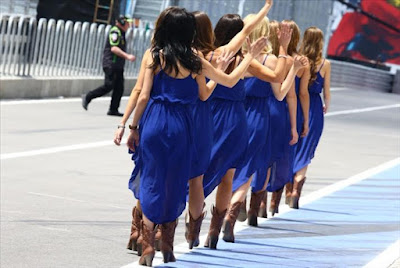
left=1, top=88, right=400, bottom=267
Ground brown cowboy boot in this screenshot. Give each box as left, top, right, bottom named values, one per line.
left=247, top=191, right=265, bottom=227
left=185, top=211, right=206, bottom=249
left=285, top=183, right=293, bottom=205
left=138, top=222, right=156, bottom=267
left=160, top=220, right=178, bottom=263
left=290, top=177, right=306, bottom=209
left=127, top=206, right=142, bottom=251
left=269, top=188, right=284, bottom=216
left=204, top=206, right=227, bottom=249
left=237, top=198, right=247, bottom=222
left=258, top=191, right=268, bottom=218
left=222, top=202, right=242, bottom=242
left=154, top=225, right=162, bottom=251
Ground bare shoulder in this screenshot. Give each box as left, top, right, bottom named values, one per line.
left=266, top=54, right=278, bottom=69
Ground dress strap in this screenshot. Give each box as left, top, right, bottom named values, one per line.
left=209, top=51, right=215, bottom=63
left=262, top=54, right=268, bottom=65
left=318, top=58, right=326, bottom=72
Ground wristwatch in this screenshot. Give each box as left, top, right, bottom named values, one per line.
left=129, top=125, right=138, bottom=130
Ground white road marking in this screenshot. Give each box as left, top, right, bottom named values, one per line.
left=0, top=96, right=129, bottom=105
left=363, top=240, right=400, bottom=268
left=325, top=104, right=400, bottom=117
left=1, top=104, right=399, bottom=160
left=121, top=158, right=400, bottom=267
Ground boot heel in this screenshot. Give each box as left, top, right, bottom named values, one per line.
left=162, top=251, right=176, bottom=263
left=154, top=239, right=161, bottom=251
left=222, top=221, right=234, bottom=243
left=139, top=253, right=154, bottom=267
left=290, top=196, right=299, bottom=209
left=132, top=240, right=138, bottom=251
left=247, top=214, right=258, bottom=227
left=137, top=243, right=142, bottom=256
left=209, top=235, right=219, bottom=249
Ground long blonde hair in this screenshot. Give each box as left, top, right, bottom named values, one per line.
left=242, top=14, right=272, bottom=54
left=281, top=19, right=300, bottom=56
left=268, top=20, right=280, bottom=57
left=300, top=27, right=324, bottom=85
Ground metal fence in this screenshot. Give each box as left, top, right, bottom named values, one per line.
left=0, top=15, right=153, bottom=77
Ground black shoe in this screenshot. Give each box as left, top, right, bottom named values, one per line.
left=107, top=110, right=123, bottom=117
left=81, top=94, right=89, bottom=110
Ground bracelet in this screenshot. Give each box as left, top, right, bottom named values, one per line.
left=129, top=124, right=138, bottom=130
left=117, top=125, right=125, bottom=129
left=278, top=54, right=288, bottom=59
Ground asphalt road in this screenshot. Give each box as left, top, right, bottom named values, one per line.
left=1, top=87, right=399, bottom=268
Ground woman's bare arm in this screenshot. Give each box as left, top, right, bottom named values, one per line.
left=286, top=83, right=298, bottom=145
left=323, top=60, right=331, bottom=114
left=299, top=65, right=310, bottom=137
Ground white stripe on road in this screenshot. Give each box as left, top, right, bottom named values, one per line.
left=1, top=104, right=399, bottom=160
left=325, top=104, right=400, bottom=117
left=121, top=157, right=400, bottom=268
left=0, top=96, right=130, bottom=105
left=363, top=240, right=400, bottom=268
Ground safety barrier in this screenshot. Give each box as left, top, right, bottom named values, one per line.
left=0, top=15, right=153, bottom=78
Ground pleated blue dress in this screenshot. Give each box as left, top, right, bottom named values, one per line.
left=232, top=56, right=273, bottom=192
left=138, top=70, right=198, bottom=224
left=293, top=61, right=325, bottom=173
left=202, top=78, right=248, bottom=198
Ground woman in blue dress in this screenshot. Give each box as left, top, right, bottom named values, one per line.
left=290, top=27, right=331, bottom=209
left=186, top=1, right=273, bottom=250
left=225, top=17, right=308, bottom=235
left=126, top=7, right=266, bottom=266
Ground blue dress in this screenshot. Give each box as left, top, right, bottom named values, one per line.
left=202, top=79, right=248, bottom=198
left=232, top=73, right=273, bottom=192
left=293, top=61, right=325, bottom=173
left=138, top=70, right=198, bottom=224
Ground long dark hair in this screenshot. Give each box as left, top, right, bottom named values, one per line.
left=300, top=27, right=324, bottom=86
left=214, top=14, right=244, bottom=73
left=150, top=7, right=202, bottom=76
left=192, top=11, right=215, bottom=56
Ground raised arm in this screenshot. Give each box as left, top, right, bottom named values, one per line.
left=286, top=83, right=298, bottom=145
left=127, top=58, right=154, bottom=151
left=299, top=65, right=310, bottom=137
left=323, top=60, right=331, bottom=114
left=202, top=37, right=266, bottom=87
left=114, top=49, right=151, bottom=145
left=218, top=0, right=272, bottom=55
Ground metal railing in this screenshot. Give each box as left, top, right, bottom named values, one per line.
left=0, top=15, right=153, bottom=77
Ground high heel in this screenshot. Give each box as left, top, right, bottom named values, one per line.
left=138, top=222, right=156, bottom=267
left=127, top=206, right=142, bottom=251
left=160, top=220, right=178, bottom=263
left=247, top=191, right=265, bottom=226
left=269, top=188, right=284, bottom=216
left=258, top=191, right=268, bottom=218
left=237, top=198, right=247, bottom=222
left=222, top=202, right=242, bottom=243
left=290, top=177, right=306, bottom=209
left=204, top=206, right=227, bottom=249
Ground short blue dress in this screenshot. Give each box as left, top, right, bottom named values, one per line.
left=138, top=70, right=198, bottom=224
left=293, top=60, right=325, bottom=173
left=202, top=78, right=248, bottom=198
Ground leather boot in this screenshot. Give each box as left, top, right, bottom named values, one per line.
left=269, top=188, right=284, bottom=216
left=222, top=202, right=242, bottom=242
left=138, top=222, right=156, bottom=267
left=154, top=225, right=161, bottom=251
left=258, top=191, right=268, bottom=218
left=237, top=198, right=247, bottom=222
left=127, top=206, right=142, bottom=251
left=204, top=206, right=227, bottom=249
left=160, top=220, right=178, bottom=263
left=290, top=177, right=306, bottom=209
left=285, top=183, right=293, bottom=205
left=247, top=191, right=265, bottom=227
left=185, top=211, right=205, bottom=249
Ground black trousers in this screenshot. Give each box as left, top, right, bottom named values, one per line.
left=86, top=68, right=124, bottom=111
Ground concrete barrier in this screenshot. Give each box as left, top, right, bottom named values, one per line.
left=0, top=76, right=137, bottom=99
